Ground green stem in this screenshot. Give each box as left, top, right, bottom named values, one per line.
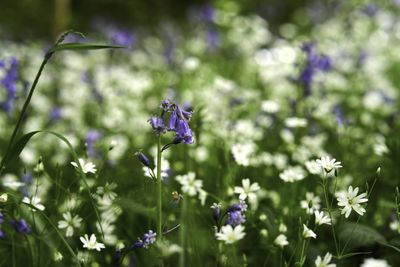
left=157, top=135, right=162, bottom=239
left=322, top=178, right=340, bottom=257
left=179, top=195, right=187, bottom=267
left=0, top=56, right=51, bottom=175
left=298, top=238, right=306, bottom=267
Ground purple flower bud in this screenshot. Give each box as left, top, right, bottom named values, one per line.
left=135, top=151, right=151, bottom=167
left=10, top=219, right=30, bottom=234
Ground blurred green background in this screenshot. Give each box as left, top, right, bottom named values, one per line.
left=0, top=0, right=338, bottom=40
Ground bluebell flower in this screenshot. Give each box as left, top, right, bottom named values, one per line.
left=10, top=219, right=30, bottom=234
left=85, top=129, right=102, bottom=157
left=226, top=200, right=247, bottom=227
left=149, top=116, right=166, bottom=134
left=298, top=42, right=332, bottom=96
left=135, top=151, right=151, bottom=167
left=1, top=57, right=19, bottom=113
left=0, top=229, right=5, bottom=238
left=49, top=107, right=63, bottom=122
left=211, top=203, right=221, bottom=223
left=0, top=212, right=4, bottom=224
left=110, top=29, right=136, bottom=48
left=129, top=230, right=157, bottom=250
left=151, top=100, right=195, bottom=145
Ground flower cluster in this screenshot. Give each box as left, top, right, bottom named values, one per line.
left=149, top=100, right=194, bottom=145
left=130, top=230, right=157, bottom=249
left=298, top=42, right=332, bottom=95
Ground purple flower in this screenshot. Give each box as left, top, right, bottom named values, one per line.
left=1, top=57, right=19, bottom=113
left=149, top=116, right=166, bottom=134
left=226, top=200, right=247, bottom=227
left=110, top=29, right=136, bottom=48
left=0, top=212, right=4, bottom=224
left=49, top=107, right=63, bottom=122
left=10, top=219, right=30, bottom=234
left=298, top=42, right=332, bottom=96
left=129, top=230, right=157, bottom=250
left=0, top=229, right=5, bottom=239
left=85, top=129, right=102, bottom=157
left=135, top=151, right=151, bottom=167
left=142, top=230, right=157, bottom=248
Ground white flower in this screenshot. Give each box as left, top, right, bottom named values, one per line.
left=261, top=100, right=280, bottom=113
left=71, top=158, right=97, bottom=174
left=303, top=224, right=316, bottom=239
left=300, top=192, right=321, bottom=215
left=315, top=252, right=336, bottom=267
left=22, top=196, right=45, bottom=211
left=58, top=212, right=83, bottom=237
left=231, top=142, right=256, bottom=166
left=176, top=172, right=203, bottom=197
left=216, top=225, right=246, bottom=244
left=316, top=156, right=342, bottom=177
left=0, top=193, right=8, bottom=202
left=53, top=251, right=63, bottom=262
left=336, top=186, right=368, bottom=218
left=80, top=234, right=105, bottom=251
left=2, top=174, right=24, bottom=190
left=389, top=219, right=400, bottom=233
left=360, top=258, right=391, bottom=267
left=314, top=210, right=331, bottom=226
left=279, top=166, right=305, bottom=183
left=234, top=178, right=260, bottom=201
left=305, top=160, right=322, bottom=175
left=274, top=234, right=289, bottom=248
left=285, top=117, right=307, bottom=128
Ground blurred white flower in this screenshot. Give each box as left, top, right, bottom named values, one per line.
left=303, top=224, right=316, bottom=239
left=80, top=234, right=105, bottom=251
left=231, top=142, right=256, bottom=166
left=360, top=258, right=391, bottom=267
left=279, top=166, right=305, bottom=182
left=316, top=156, right=342, bottom=177
left=274, top=234, right=289, bottom=248
left=315, top=252, right=336, bottom=267
left=176, top=172, right=203, bottom=197
left=2, top=174, right=24, bottom=190
left=216, top=225, right=246, bottom=244
left=314, top=210, right=331, bottom=226
left=234, top=178, right=260, bottom=201
left=71, top=158, right=97, bottom=174
left=285, top=117, right=307, bottom=128
left=300, top=192, right=321, bottom=214
left=336, top=186, right=368, bottom=218
left=305, top=160, right=322, bottom=175
left=261, top=100, right=280, bottom=113
left=58, top=212, right=82, bottom=237
left=22, top=196, right=45, bottom=211
left=0, top=193, right=8, bottom=202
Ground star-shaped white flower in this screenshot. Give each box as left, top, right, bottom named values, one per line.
left=336, top=186, right=368, bottom=218
left=215, top=225, right=246, bottom=244
left=314, top=210, right=331, bottom=226
left=315, top=252, right=336, bottom=267
left=303, top=224, right=316, bottom=239
left=80, top=234, right=105, bottom=251
left=58, top=212, right=82, bottom=237
left=22, top=196, right=45, bottom=211
left=316, top=156, right=342, bottom=177
left=300, top=192, right=321, bottom=215
left=71, top=158, right=97, bottom=174
left=234, top=178, right=260, bottom=201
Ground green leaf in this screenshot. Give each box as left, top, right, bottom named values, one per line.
left=338, top=251, right=372, bottom=260
left=339, top=223, right=386, bottom=247
left=48, top=43, right=125, bottom=53
left=6, top=130, right=105, bottom=238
